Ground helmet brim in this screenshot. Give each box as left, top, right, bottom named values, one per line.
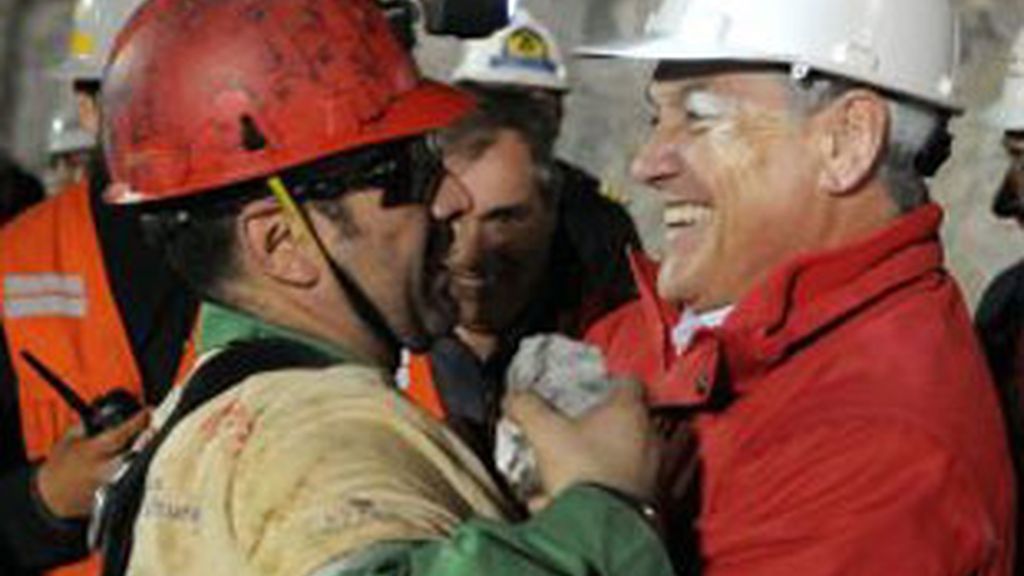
left=49, top=129, right=97, bottom=155
left=50, top=59, right=104, bottom=82
left=577, top=36, right=963, bottom=114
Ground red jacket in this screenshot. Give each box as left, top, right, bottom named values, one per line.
left=587, top=204, right=1015, bottom=575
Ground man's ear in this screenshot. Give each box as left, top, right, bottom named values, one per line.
left=814, top=89, right=889, bottom=196
left=237, top=197, right=320, bottom=288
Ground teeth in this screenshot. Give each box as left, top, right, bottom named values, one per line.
left=664, top=203, right=713, bottom=227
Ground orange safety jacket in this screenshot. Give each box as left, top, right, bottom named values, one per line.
left=396, top=353, right=446, bottom=421
left=0, top=181, right=194, bottom=576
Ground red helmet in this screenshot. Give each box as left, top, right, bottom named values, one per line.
left=102, top=0, right=473, bottom=204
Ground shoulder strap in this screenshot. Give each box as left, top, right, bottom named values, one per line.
left=99, top=338, right=334, bottom=576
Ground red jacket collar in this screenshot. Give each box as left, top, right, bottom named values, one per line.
left=631, top=203, right=947, bottom=408
left=625, top=251, right=680, bottom=367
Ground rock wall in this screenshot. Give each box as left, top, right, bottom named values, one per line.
left=2, top=0, right=1023, bottom=304
left=0, top=0, right=73, bottom=166
left=939, top=0, right=1024, bottom=303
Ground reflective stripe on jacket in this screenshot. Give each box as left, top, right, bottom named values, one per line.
left=0, top=181, right=195, bottom=576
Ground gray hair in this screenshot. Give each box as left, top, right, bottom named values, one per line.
left=440, top=85, right=561, bottom=205
left=784, top=74, right=950, bottom=213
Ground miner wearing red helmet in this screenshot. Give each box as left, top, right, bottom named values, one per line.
left=92, top=0, right=674, bottom=575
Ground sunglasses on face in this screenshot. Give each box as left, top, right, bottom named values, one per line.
left=283, top=136, right=446, bottom=208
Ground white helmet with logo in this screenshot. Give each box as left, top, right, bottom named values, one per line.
left=577, top=0, right=961, bottom=112
left=56, top=0, right=148, bottom=81
left=986, top=31, right=1024, bottom=131
left=452, top=10, right=570, bottom=93
left=48, top=111, right=94, bottom=156
left=47, top=84, right=94, bottom=156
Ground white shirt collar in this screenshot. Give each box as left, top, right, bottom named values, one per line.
left=672, top=306, right=734, bottom=354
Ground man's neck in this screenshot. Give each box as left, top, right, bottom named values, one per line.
left=454, top=325, right=501, bottom=362
left=226, top=289, right=393, bottom=368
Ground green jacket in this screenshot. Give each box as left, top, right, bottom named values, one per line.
left=322, top=485, right=672, bottom=575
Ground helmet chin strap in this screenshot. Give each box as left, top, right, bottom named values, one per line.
left=266, top=176, right=404, bottom=367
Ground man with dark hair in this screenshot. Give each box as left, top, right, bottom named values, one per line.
left=96, top=0, right=671, bottom=574
left=396, top=12, right=641, bottom=458
left=450, top=10, right=632, bottom=257
left=975, top=29, right=1024, bottom=572
left=0, top=153, right=44, bottom=226
left=451, top=10, right=570, bottom=139
left=399, top=86, right=640, bottom=459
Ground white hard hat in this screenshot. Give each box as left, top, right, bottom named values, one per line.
left=47, top=86, right=95, bottom=155
left=577, top=0, right=961, bottom=112
left=985, top=31, right=1024, bottom=131
left=55, top=0, right=148, bottom=82
left=452, top=10, right=570, bottom=93
left=48, top=113, right=95, bottom=156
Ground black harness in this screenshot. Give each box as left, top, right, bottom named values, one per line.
left=96, top=338, right=334, bottom=576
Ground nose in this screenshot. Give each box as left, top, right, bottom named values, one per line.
left=447, top=217, right=483, bottom=272
left=431, top=171, right=473, bottom=222
left=631, top=126, right=685, bottom=191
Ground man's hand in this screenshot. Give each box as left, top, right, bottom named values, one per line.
left=35, top=411, right=149, bottom=519
left=504, top=382, right=660, bottom=510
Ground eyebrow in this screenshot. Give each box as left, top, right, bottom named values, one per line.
left=646, top=80, right=709, bottom=110
left=481, top=202, right=533, bottom=221
left=684, top=89, right=741, bottom=117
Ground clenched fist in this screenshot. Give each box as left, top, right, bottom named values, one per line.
left=504, top=382, right=660, bottom=510
left=35, top=411, right=149, bottom=519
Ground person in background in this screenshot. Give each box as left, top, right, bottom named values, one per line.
left=42, top=91, right=95, bottom=196
left=400, top=12, right=641, bottom=461
left=0, top=0, right=196, bottom=573
left=454, top=8, right=598, bottom=189
left=975, top=27, right=1024, bottom=574
left=0, top=152, right=45, bottom=226
left=451, top=10, right=636, bottom=258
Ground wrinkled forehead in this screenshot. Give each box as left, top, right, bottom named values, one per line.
left=645, top=63, right=793, bottom=110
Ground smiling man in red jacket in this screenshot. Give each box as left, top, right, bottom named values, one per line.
left=576, top=0, right=1016, bottom=573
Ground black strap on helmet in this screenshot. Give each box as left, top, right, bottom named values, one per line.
left=282, top=137, right=449, bottom=364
